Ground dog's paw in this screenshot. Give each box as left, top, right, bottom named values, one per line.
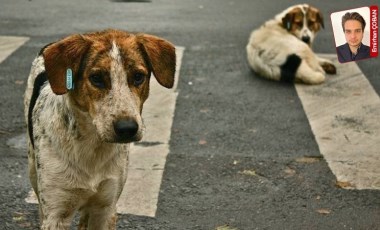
left=300, top=72, right=325, bottom=85
left=320, top=62, right=337, bottom=75
left=310, top=72, right=325, bottom=84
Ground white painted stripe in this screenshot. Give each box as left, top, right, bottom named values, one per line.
left=24, top=47, right=185, bottom=217
left=116, top=46, right=184, bottom=216
left=296, top=54, right=380, bottom=190
left=0, top=36, right=29, bottom=63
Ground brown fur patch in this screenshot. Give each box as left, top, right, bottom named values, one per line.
left=307, top=6, right=324, bottom=31
left=282, top=7, right=304, bottom=32
left=321, top=61, right=337, bottom=74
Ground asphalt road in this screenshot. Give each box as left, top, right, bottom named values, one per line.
left=0, top=0, right=379, bottom=229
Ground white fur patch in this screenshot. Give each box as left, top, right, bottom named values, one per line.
left=110, top=41, right=122, bottom=63
left=109, top=41, right=129, bottom=88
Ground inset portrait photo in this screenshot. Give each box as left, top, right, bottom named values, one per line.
left=331, top=6, right=378, bottom=63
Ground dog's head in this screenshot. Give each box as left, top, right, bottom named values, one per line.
left=42, top=29, right=176, bottom=143
left=278, top=4, right=324, bottom=46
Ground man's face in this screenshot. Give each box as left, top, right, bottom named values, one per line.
left=344, top=19, right=364, bottom=47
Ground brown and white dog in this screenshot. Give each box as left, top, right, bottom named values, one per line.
left=24, top=29, right=176, bottom=229
left=246, top=4, right=336, bottom=84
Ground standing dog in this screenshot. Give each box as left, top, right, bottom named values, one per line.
left=246, top=4, right=336, bottom=84
left=24, top=29, right=176, bottom=229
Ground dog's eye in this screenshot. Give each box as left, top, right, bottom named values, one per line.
left=133, top=73, right=145, bottom=86
left=89, top=74, right=106, bottom=89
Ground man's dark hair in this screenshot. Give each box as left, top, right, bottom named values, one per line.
left=342, top=12, right=366, bottom=32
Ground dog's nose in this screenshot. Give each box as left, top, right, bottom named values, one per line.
left=113, top=119, right=138, bottom=140
left=301, top=36, right=310, bottom=44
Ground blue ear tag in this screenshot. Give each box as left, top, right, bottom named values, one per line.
left=286, top=21, right=291, bottom=30
left=66, top=68, right=74, bottom=90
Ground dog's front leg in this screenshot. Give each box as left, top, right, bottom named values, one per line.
left=41, top=220, right=71, bottom=230
left=85, top=207, right=117, bottom=230
left=84, top=180, right=120, bottom=230
left=38, top=187, right=82, bottom=230
left=40, top=210, right=74, bottom=230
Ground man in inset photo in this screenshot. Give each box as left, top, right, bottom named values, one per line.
left=336, top=12, right=370, bottom=63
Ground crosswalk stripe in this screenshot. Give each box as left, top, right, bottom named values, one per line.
left=0, top=36, right=29, bottom=63
left=24, top=46, right=185, bottom=217
left=296, top=54, right=380, bottom=190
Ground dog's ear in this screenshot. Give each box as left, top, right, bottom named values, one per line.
left=282, top=8, right=303, bottom=31
left=137, top=34, right=176, bottom=89
left=43, top=34, right=90, bottom=95
left=310, top=7, right=324, bottom=29
left=282, top=12, right=294, bottom=31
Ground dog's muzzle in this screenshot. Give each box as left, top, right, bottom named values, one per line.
left=113, top=119, right=139, bottom=142
left=301, top=36, right=311, bottom=45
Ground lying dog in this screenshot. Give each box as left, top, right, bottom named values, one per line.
left=246, top=4, right=336, bottom=84
left=24, top=29, right=176, bottom=229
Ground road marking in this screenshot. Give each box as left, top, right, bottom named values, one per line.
left=0, top=36, right=29, bottom=63
left=23, top=46, right=185, bottom=217
left=296, top=54, right=380, bottom=190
